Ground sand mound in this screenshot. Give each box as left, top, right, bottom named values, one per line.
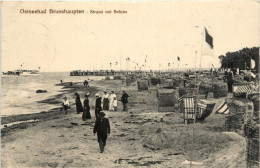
left=142, top=130, right=234, bottom=161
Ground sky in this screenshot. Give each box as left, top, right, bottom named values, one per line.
left=1, top=0, right=259, bottom=72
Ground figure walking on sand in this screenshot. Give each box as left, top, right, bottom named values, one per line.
left=95, top=93, right=102, bottom=119
left=102, top=91, right=109, bottom=110
left=83, top=80, right=89, bottom=87
left=121, top=90, right=129, bottom=112
left=75, top=93, right=83, bottom=114
left=109, top=91, right=116, bottom=111
left=82, top=93, right=91, bottom=121
left=93, top=112, right=110, bottom=153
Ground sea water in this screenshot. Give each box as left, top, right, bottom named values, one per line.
left=1, top=72, right=104, bottom=116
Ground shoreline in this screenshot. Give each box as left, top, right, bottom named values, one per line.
left=1, top=81, right=99, bottom=135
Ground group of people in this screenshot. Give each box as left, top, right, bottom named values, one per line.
left=101, top=91, right=117, bottom=111
left=60, top=90, right=129, bottom=153
left=94, top=90, right=129, bottom=118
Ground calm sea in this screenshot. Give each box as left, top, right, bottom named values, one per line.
left=1, top=72, right=104, bottom=116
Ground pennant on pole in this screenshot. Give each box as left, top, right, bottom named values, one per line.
left=205, top=28, right=213, bottom=49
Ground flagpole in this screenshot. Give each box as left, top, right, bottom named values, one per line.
left=249, top=57, right=252, bottom=82
left=199, top=29, right=204, bottom=71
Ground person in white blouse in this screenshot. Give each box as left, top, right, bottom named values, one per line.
left=109, top=91, right=116, bottom=111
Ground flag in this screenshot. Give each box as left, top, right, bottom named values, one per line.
left=177, top=57, right=180, bottom=61
left=205, top=28, right=213, bottom=49
left=215, top=101, right=230, bottom=115
left=251, top=59, right=255, bottom=69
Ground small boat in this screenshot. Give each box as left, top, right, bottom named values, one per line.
left=2, top=65, right=40, bottom=76
left=18, top=69, right=40, bottom=76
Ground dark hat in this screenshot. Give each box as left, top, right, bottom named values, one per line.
left=100, top=112, right=106, bottom=117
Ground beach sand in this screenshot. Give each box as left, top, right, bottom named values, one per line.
left=1, top=79, right=246, bottom=168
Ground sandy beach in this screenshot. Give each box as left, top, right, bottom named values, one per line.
left=1, top=79, right=247, bottom=168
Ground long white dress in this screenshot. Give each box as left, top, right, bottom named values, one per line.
left=109, top=94, right=116, bottom=111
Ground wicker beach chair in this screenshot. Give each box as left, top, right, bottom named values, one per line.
left=197, top=99, right=216, bottom=120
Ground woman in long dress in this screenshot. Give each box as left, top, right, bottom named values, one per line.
left=102, top=91, right=109, bottom=110
left=75, top=93, right=83, bottom=114
left=83, top=94, right=91, bottom=120
left=109, top=91, right=116, bottom=111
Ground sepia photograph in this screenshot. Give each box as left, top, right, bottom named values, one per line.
left=1, top=0, right=260, bottom=167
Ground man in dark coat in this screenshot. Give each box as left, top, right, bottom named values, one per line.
left=82, top=94, right=91, bottom=121
left=121, top=90, right=129, bottom=112
left=227, top=71, right=234, bottom=93
left=95, top=93, right=102, bottom=119
left=75, top=93, right=83, bottom=114
left=93, top=112, right=110, bottom=153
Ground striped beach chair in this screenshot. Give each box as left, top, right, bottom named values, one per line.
left=215, top=101, right=230, bottom=115
left=197, top=99, right=216, bottom=120
left=233, top=83, right=251, bottom=98
left=180, top=96, right=196, bottom=124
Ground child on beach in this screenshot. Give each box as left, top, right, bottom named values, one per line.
left=113, top=97, right=117, bottom=111
left=61, top=96, right=70, bottom=114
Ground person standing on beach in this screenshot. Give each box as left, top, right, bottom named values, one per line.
left=121, top=90, right=129, bottom=112
left=82, top=93, right=91, bottom=121
left=93, top=112, right=110, bottom=153
left=95, top=93, right=102, bottom=119
left=83, top=80, right=89, bottom=87
left=109, top=91, right=116, bottom=111
left=102, top=91, right=109, bottom=110
left=227, top=72, right=234, bottom=93
left=75, top=93, right=83, bottom=114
